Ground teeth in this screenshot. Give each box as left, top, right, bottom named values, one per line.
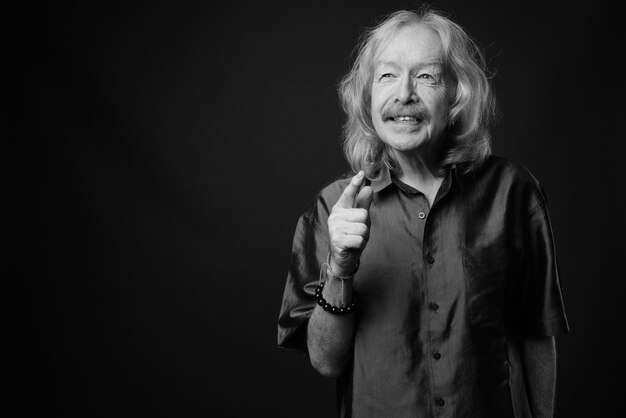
left=395, top=116, right=418, bottom=122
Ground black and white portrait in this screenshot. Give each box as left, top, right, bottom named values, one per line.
left=8, top=1, right=623, bottom=417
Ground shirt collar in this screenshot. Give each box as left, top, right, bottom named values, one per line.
left=370, top=167, right=392, bottom=193
left=370, top=164, right=462, bottom=194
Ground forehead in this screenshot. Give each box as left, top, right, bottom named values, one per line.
left=375, top=23, right=443, bottom=66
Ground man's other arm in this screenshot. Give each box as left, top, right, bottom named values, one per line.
left=522, top=336, right=556, bottom=418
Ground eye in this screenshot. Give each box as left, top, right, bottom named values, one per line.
left=379, top=73, right=395, bottom=81
left=415, top=72, right=440, bottom=85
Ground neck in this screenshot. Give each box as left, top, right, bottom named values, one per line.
left=391, top=143, right=446, bottom=207
left=392, top=144, right=445, bottom=189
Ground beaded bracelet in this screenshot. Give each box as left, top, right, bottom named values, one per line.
left=315, top=281, right=358, bottom=315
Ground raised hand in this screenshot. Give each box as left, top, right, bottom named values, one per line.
left=327, top=171, right=373, bottom=277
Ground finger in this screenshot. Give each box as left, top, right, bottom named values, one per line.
left=335, top=234, right=366, bottom=251
left=330, top=208, right=369, bottom=223
left=334, top=171, right=365, bottom=209
left=340, top=222, right=369, bottom=237
left=355, top=185, right=373, bottom=210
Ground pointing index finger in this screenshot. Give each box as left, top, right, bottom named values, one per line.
left=335, top=171, right=365, bottom=209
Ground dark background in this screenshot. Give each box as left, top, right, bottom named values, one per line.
left=7, top=1, right=624, bottom=417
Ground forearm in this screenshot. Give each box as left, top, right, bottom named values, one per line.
left=523, top=336, right=556, bottom=418
left=307, top=171, right=370, bottom=378
left=306, top=276, right=356, bottom=378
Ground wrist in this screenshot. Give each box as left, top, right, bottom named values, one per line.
left=321, top=263, right=354, bottom=307
left=316, top=280, right=357, bottom=315
left=328, top=253, right=360, bottom=279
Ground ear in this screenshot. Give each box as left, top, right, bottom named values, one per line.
left=448, top=117, right=460, bottom=135
left=443, top=65, right=458, bottom=103
left=446, top=80, right=458, bottom=106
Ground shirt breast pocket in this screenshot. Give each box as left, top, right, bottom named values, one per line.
left=463, top=246, right=516, bottom=334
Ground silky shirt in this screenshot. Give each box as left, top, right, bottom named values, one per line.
left=277, top=156, right=569, bottom=418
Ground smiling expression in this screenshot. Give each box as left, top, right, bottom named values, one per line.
left=371, top=23, right=450, bottom=155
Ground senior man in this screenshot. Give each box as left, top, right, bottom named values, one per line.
left=278, top=9, right=569, bottom=418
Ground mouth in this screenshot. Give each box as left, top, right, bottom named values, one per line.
left=387, top=115, right=423, bottom=123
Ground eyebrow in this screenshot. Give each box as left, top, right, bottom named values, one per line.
left=374, top=60, right=444, bottom=69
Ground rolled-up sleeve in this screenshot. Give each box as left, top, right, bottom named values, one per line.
left=277, top=196, right=331, bottom=353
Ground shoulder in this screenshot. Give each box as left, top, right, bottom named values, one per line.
left=477, top=156, right=544, bottom=189
left=317, top=171, right=354, bottom=205
left=469, top=155, right=549, bottom=212
left=480, top=155, right=542, bottom=184
left=301, top=171, right=354, bottom=223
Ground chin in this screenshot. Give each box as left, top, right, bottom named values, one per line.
left=381, top=134, right=430, bottom=153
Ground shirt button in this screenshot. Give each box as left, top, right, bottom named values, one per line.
left=436, top=397, right=445, bottom=406
left=433, top=352, right=441, bottom=360
left=418, top=211, right=426, bottom=219
left=426, top=254, right=435, bottom=264
left=429, top=303, right=439, bottom=311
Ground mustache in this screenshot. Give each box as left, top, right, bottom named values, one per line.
left=382, top=104, right=430, bottom=121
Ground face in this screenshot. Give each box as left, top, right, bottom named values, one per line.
left=371, top=23, right=450, bottom=155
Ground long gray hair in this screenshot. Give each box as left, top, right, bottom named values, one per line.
left=339, top=9, right=496, bottom=179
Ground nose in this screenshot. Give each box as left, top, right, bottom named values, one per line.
left=396, top=74, right=418, bottom=104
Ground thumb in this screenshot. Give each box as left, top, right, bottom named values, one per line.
left=355, top=185, right=373, bottom=210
